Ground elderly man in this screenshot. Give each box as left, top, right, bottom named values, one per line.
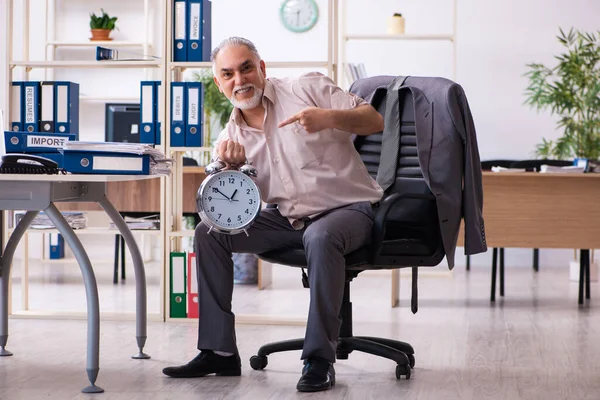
left=163, top=37, right=384, bottom=392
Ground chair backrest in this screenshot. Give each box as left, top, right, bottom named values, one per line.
left=350, top=81, right=443, bottom=258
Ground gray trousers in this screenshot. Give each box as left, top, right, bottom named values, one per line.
left=194, top=201, right=376, bottom=363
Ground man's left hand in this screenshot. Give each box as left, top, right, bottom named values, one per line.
left=278, top=107, right=331, bottom=134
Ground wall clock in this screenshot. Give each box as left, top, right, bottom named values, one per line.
left=279, top=0, right=319, bottom=33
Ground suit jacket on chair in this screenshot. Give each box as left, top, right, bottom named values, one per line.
left=350, top=76, right=487, bottom=268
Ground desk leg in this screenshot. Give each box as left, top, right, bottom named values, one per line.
left=44, top=204, right=104, bottom=394
left=0, top=211, right=38, bottom=357
left=97, top=196, right=150, bottom=360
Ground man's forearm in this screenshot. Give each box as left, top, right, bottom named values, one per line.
left=327, top=105, right=384, bottom=136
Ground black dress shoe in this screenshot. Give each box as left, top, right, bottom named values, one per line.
left=162, top=350, right=241, bottom=378
left=296, top=357, right=335, bottom=392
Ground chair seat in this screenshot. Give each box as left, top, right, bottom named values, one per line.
left=258, top=247, right=369, bottom=268
left=258, top=237, right=436, bottom=270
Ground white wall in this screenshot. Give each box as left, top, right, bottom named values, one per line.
left=2, top=0, right=599, bottom=268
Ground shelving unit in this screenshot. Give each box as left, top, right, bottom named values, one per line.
left=2, top=0, right=168, bottom=320
left=338, top=0, right=457, bottom=85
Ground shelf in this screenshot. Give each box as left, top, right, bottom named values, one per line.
left=9, top=60, right=162, bottom=69
left=47, top=41, right=149, bottom=48
left=10, top=227, right=162, bottom=236
left=183, top=166, right=206, bottom=174
left=344, top=34, right=455, bottom=42
left=170, top=147, right=212, bottom=153
left=169, top=230, right=195, bottom=238
left=80, top=95, right=140, bottom=102
left=170, top=61, right=330, bottom=69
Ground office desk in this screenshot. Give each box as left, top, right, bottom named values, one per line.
left=56, top=166, right=205, bottom=213
left=457, top=172, right=600, bottom=303
left=0, top=174, right=158, bottom=393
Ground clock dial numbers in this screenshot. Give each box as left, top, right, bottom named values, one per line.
left=201, top=171, right=261, bottom=231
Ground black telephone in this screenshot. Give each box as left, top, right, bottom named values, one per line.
left=0, top=153, right=62, bottom=175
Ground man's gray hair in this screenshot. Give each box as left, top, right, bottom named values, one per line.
left=211, top=37, right=261, bottom=75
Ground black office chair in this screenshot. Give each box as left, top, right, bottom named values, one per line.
left=486, top=158, right=574, bottom=301
left=250, top=87, right=445, bottom=380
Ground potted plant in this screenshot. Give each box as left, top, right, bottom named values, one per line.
left=524, top=28, right=600, bottom=161
left=89, top=9, right=118, bottom=41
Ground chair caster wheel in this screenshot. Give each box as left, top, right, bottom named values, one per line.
left=250, top=355, right=268, bottom=370
left=408, top=354, right=415, bottom=368
left=396, top=364, right=411, bottom=379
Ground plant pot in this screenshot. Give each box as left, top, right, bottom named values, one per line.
left=90, top=29, right=112, bottom=41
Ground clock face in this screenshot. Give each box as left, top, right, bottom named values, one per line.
left=280, top=0, right=319, bottom=33
left=198, top=170, right=261, bottom=233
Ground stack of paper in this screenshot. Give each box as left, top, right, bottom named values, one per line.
left=15, top=211, right=88, bottom=229
left=62, top=141, right=173, bottom=175
left=491, top=166, right=526, bottom=173
left=109, top=214, right=160, bottom=230
left=540, top=165, right=584, bottom=174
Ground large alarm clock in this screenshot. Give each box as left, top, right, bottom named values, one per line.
left=196, top=160, right=261, bottom=236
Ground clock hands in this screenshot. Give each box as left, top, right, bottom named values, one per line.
left=213, top=188, right=239, bottom=202
left=215, top=188, right=232, bottom=201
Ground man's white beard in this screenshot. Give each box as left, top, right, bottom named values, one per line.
left=230, top=83, right=263, bottom=110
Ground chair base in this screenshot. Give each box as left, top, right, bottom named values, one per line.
left=250, top=336, right=415, bottom=379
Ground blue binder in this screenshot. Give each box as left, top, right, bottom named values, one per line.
left=54, top=81, right=80, bottom=137
left=201, top=0, right=212, bottom=61
left=40, top=82, right=55, bottom=133
left=140, top=81, right=157, bottom=144
left=23, top=82, right=40, bottom=133
left=4, top=131, right=76, bottom=153
left=185, top=82, right=203, bottom=147
left=61, top=150, right=151, bottom=175
left=173, top=0, right=188, bottom=61
left=170, top=82, right=186, bottom=147
left=49, top=233, right=65, bottom=259
left=154, top=82, right=162, bottom=145
left=10, top=81, right=24, bottom=132
left=186, top=0, right=211, bottom=61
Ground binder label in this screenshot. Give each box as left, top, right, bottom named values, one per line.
left=175, top=2, right=186, bottom=40
left=190, top=4, right=201, bottom=40
left=189, top=88, right=199, bottom=125
left=141, top=85, right=154, bottom=123
left=173, top=86, right=184, bottom=121
left=25, top=86, right=35, bottom=124
left=26, top=135, right=68, bottom=148
left=173, top=256, right=185, bottom=293
left=93, top=156, right=144, bottom=171
left=11, top=85, right=21, bottom=123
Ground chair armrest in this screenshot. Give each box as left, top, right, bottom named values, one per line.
left=370, top=192, right=436, bottom=258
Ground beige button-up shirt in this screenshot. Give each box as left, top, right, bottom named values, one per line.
left=213, top=72, right=384, bottom=229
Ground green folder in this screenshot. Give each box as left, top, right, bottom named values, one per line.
left=170, top=252, right=187, bottom=318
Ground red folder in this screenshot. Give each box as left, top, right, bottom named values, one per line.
left=187, top=253, right=199, bottom=318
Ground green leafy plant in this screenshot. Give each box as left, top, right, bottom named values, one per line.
left=524, top=28, right=600, bottom=160
left=89, top=9, right=118, bottom=31
left=189, top=69, right=234, bottom=144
